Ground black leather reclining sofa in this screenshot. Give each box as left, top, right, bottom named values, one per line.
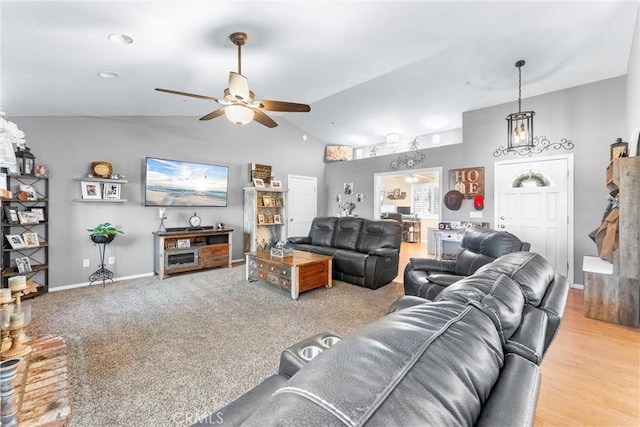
left=286, top=216, right=402, bottom=289
left=194, top=251, right=570, bottom=426
left=404, top=225, right=530, bottom=299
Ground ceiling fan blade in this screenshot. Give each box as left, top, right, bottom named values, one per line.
left=228, top=72, right=250, bottom=100
left=199, top=109, right=226, bottom=121
left=259, top=100, right=311, bottom=112
left=252, top=109, right=278, bottom=128
left=155, top=88, right=218, bottom=102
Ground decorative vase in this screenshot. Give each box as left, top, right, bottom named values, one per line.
left=90, top=234, right=115, bottom=244
left=0, top=357, right=23, bottom=427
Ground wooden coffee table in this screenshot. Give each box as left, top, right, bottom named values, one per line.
left=245, top=250, right=333, bottom=299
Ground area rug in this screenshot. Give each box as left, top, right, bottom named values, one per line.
left=27, top=266, right=404, bottom=426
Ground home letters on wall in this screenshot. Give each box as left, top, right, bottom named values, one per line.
left=450, top=167, right=484, bottom=198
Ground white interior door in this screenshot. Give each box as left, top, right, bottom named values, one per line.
left=287, top=175, right=317, bottom=237
left=494, top=155, right=573, bottom=281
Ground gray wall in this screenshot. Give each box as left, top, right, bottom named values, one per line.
left=10, top=73, right=633, bottom=288
left=628, top=8, right=640, bottom=139
left=325, top=76, right=627, bottom=284
left=12, top=116, right=327, bottom=288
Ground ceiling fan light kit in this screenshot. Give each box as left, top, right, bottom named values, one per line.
left=225, top=104, right=254, bottom=126
left=155, top=31, right=310, bottom=128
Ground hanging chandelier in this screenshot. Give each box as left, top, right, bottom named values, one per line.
left=505, top=60, right=535, bottom=152
left=494, top=60, right=575, bottom=157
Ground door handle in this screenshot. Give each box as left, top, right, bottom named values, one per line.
left=290, top=218, right=294, bottom=222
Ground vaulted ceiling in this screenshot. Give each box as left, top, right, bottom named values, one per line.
left=1, top=1, right=638, bottom=146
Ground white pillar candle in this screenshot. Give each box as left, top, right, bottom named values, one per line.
left=8, top=276, right=27, bottom=292
left=0, top=288, right=11, bottom=303
left=159, top=208, right=165, bottom=219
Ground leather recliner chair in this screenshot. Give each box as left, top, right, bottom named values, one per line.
left=404, top=226, right=530, bottom=300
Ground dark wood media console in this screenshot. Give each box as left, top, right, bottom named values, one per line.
left=153, top=228, right=233, bottom=279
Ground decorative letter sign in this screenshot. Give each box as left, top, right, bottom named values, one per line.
left=450, top=167, right=484, bottom=199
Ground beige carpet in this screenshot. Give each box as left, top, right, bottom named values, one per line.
left=27, top=266, right=404, bottom=426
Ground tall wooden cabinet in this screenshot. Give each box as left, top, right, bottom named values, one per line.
left=1, top=175, right=49, bottom=297
left=584, top=157, right=639, bottom=328
left=243, top=187, right=288, bottom=252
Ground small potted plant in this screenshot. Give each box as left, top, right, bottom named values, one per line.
left=87, top=222, right=124, bottom=244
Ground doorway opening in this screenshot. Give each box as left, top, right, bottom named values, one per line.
left=374, top=167, right=442, bottom=243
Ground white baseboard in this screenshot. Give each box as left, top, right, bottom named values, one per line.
left=571, top=283, right=584, bottom=290
left=50, top=272, right=155, bottom=292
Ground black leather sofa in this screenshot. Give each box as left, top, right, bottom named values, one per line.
left=404, top=225, right=530, bottom=299
left=194, top=251, right=569, bottom=426
left=286, top=216, right=402, bottom=289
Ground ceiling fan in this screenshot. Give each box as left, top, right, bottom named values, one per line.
left=155, top=32, right=311, bottom=128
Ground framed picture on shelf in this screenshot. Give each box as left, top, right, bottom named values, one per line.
left=176, top=239, right=191, bottom=248
left=29, top=208, right=46, bottom=222
left=274, top=214, right=281, bottom=223
left=18, top=211, right=39, bottom=225
left=275, top=197, right=282, bottom=207
left=15, top=257, right=32, bottom=273
left=266, top=214, right=274, bottom=224
left=5, top=234, right=26, bottom=249
left=271, top=180, right=282, bottom=189
left=34, top=165, right=49, bottom=178
left=253, top=178, right=265, bottom=188
left=262, top=196, right=273, bottom=207
left=3, top=206, right=20, bottom=225
left=22, top=232, right=39, bottom=248
left=257, top=214, right=265, bottom=224
left=19, top=184, right=38, bottom=200
left=81, top=181, right=102, bottom=199
left=103, top=183, right=121, bottom=199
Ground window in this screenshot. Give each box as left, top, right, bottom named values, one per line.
left=412, top=183, right=440, bottom=218
left=511, top=170, right=552, bottom=188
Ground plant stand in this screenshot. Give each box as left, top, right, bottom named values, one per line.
left=89, top=235, right=115, bottom=287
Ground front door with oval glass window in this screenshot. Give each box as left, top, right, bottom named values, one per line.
left=495, top=155, right=572, bottom=280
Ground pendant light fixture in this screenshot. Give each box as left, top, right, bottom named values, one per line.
left=505, top=60, right=535, bottom=152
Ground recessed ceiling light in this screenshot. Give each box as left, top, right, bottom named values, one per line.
left=98, top=72, right=119, bottom=79
left=302, top=134, right=308, bottom=141
left=108, top=33, right=133, bottom=45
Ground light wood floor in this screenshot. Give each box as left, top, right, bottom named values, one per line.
left=398, top=241, right=640, bottom=426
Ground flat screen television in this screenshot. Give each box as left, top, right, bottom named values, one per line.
left=144, top=157, right=229, bottom=207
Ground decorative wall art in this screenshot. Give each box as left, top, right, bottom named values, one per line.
left=325, top=146, right=353, bottom=162
left=344, top=182, right=353, bottom=195
left=449, top=167, right=485, bottom=198
left=493, top=136, right=574, bottom=157
left=389, top=151, right=426, bottom=171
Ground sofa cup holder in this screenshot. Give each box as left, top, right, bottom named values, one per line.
left=299, top=345, right=323, bottom=361
left=321, top=336, right=341, bottom=348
